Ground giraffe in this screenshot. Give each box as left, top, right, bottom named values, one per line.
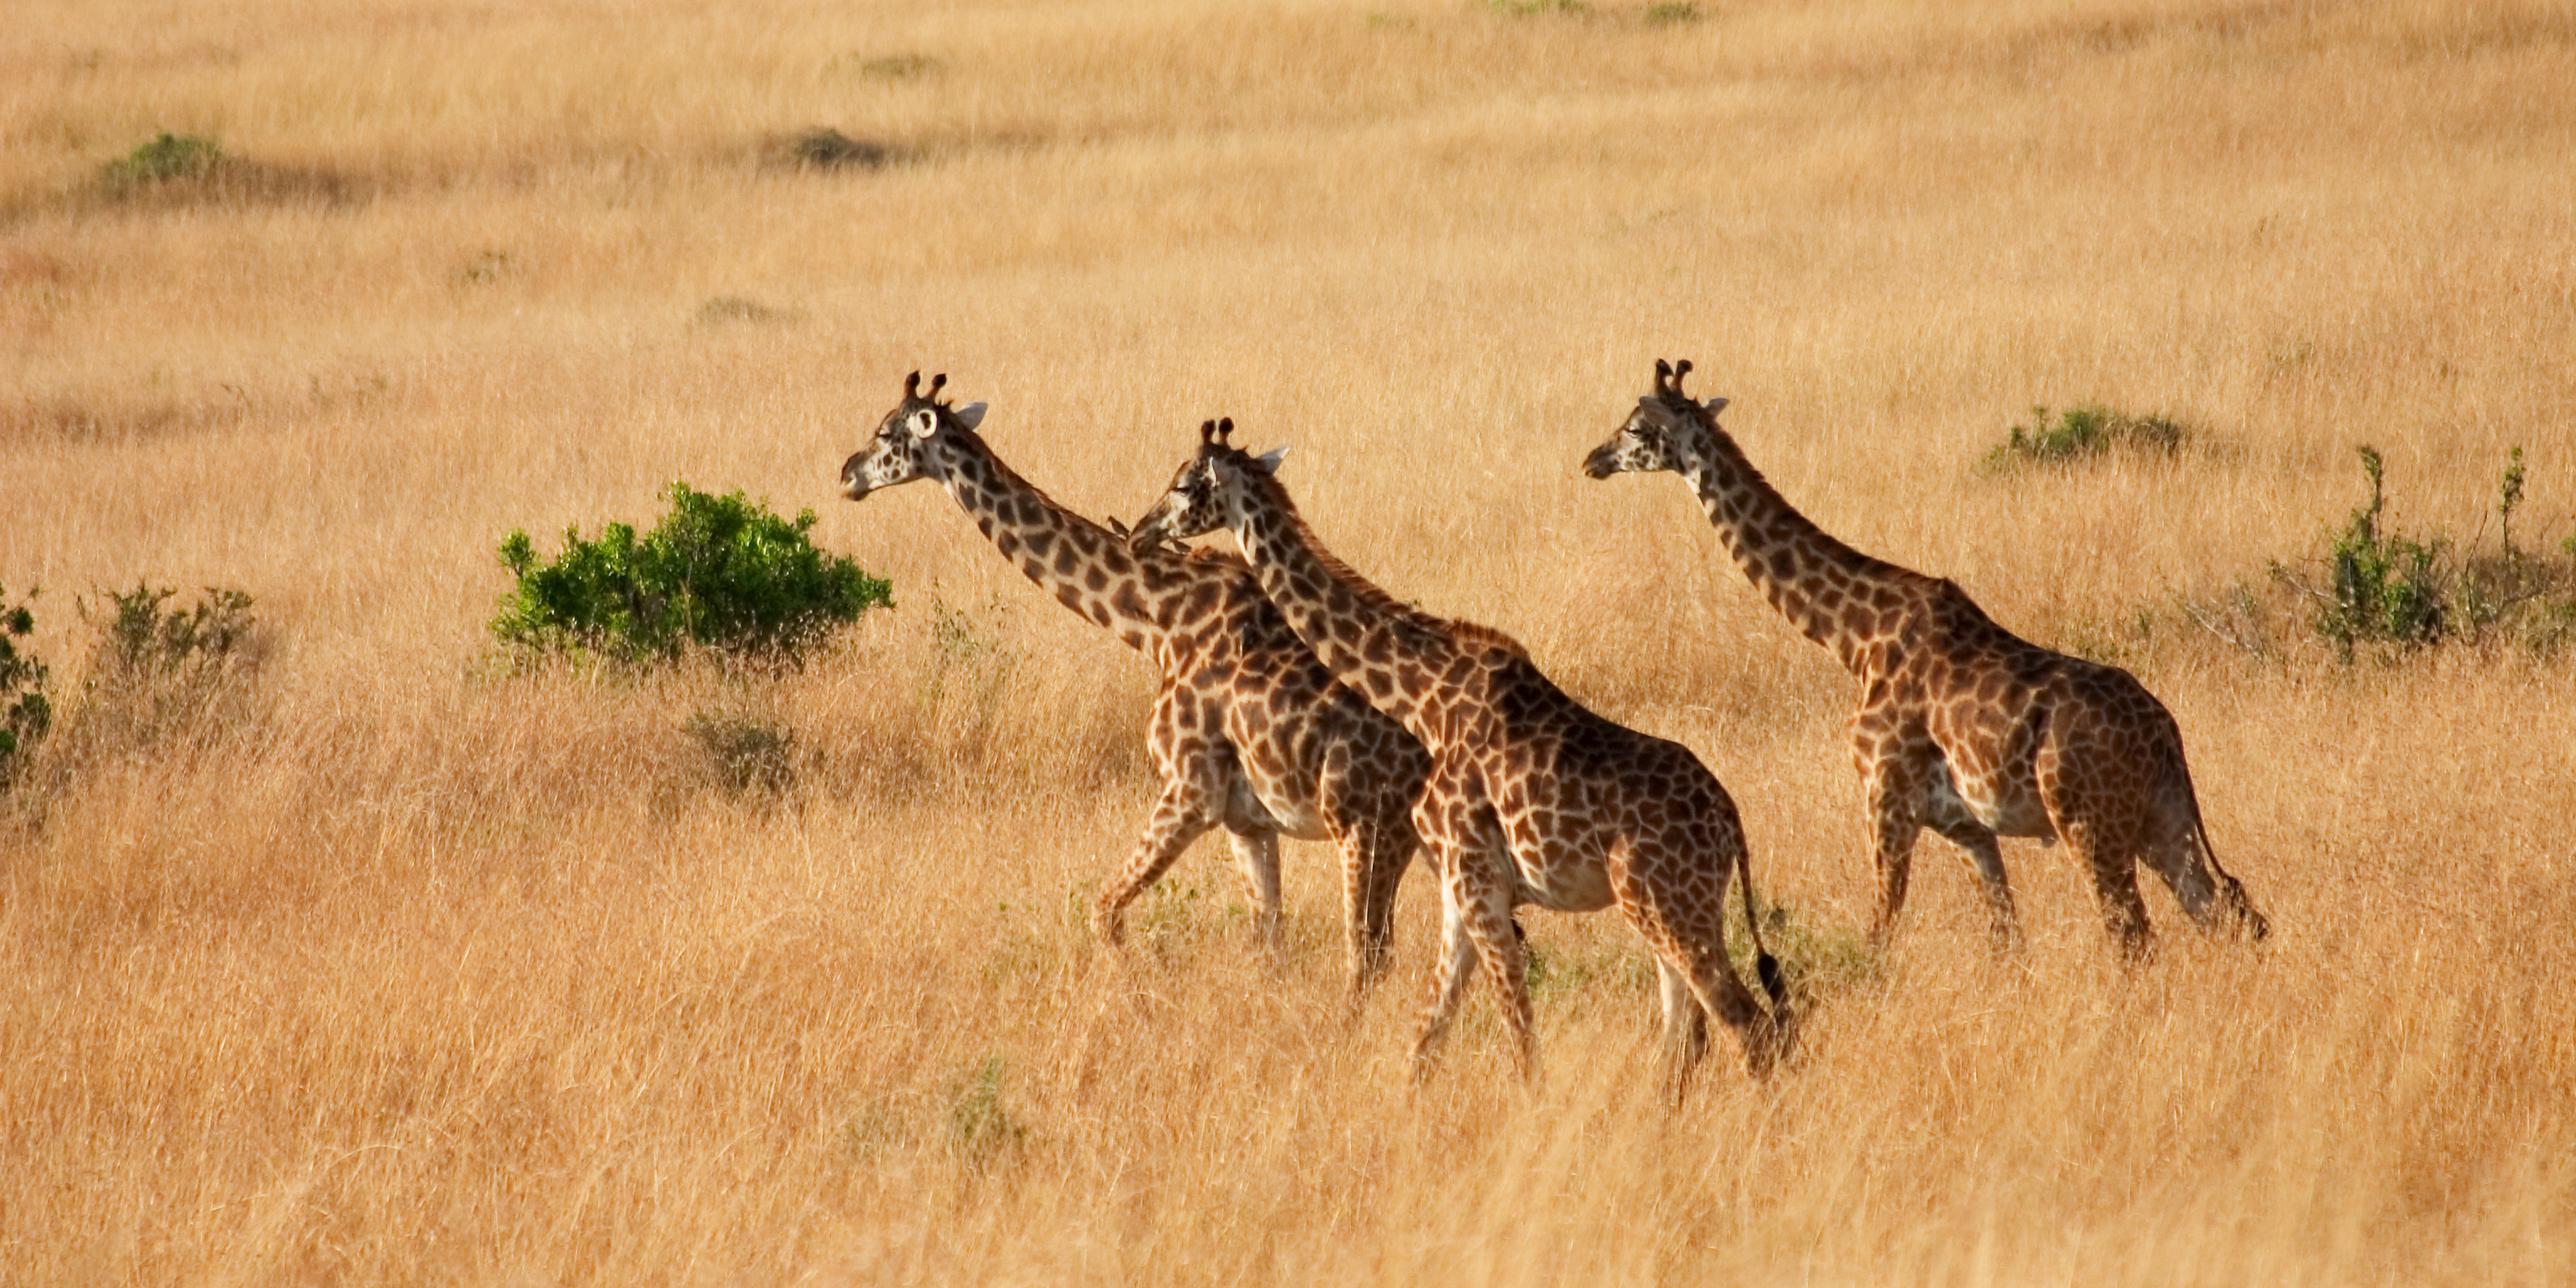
left=840, top=373, right=1431, bottom=1005
left=1582, top=359, right=2267, bottom=958
left=1125, top=418, right=1793, bottom=1100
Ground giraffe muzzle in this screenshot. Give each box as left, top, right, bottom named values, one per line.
left=1580, top=443, right=1623, bottom=479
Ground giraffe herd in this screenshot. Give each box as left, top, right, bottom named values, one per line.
left=840, top=360, right=2268, bottom=1100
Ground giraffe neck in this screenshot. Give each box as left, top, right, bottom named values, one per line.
left=1679, top=449, right=1910, bottom=673
left=930, top=435, right=1182, bottom=654
left=1227, top=471, right=1461, bottom=743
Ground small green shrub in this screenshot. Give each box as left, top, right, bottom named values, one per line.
left=72, top=582, right=266, bottom=756
left=492, top=481, right=892, bottom=668
left=2316, top=446, right=2448, bottom=658
left=93, top=583, right=258, bottom=673
left=1644, top=2, right=1701, bottom=23
left=1985, top=402, right=2189, bottom=471
left=0, top=586, right=51, bottom=784
left=2261, top=444, right=2574, bottom=661
left=104, top=133, right=223, bottom=186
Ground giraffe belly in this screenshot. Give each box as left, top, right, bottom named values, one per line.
left=1227, top=773, right=1330, bottom=841
left=1925, top=759, right=2053, bottom=839
left=1510, top=855, right=1615, bottom=914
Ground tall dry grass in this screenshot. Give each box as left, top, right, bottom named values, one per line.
left=5, top=0, right=2575, bottom=1283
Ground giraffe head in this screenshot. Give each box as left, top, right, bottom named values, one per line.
left=1581, top=358, right=1732, bottom=481
left=1123, top=417, right=1288, bottom=552
left=839, top=370, right=989, bottom=501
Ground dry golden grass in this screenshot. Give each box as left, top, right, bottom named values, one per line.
left=5, top=0, right=2575, bottom=1283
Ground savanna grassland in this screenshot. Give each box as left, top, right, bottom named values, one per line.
left=5, top=0, right=2576, bottom=1283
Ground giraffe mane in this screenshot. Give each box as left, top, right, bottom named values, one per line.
left=1227, top=445, right=1529, bottom=661
left=948, top=432, right=1118, bottom=546
left=1184, top=544, right=1255, bottom=572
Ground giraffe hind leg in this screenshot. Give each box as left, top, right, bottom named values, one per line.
left=1344, top=812, right=1417, bottom=1012
left=1929, top=815, right=2021, bottom=952
left=1655, top=959, right=1713, bottom=1106
left=1224, top=826, right=1286, bottom=959
left=2142, top=818, right=2269, bottom=944
left=1615, top=865, right=1780, bottom=1098
left=1409, top=859, right=1482, bottom=1082
left=2064, top=821, right=2154, bottom=962
left=1457, top=847, right=1537, bottom=1086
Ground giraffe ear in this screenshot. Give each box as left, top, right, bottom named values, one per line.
left=1704, top=396, right=1729, bottom=417
left=1254, top=447, right=1289, bottom=474
left=953, top=401, right=987, bottom=430
left=908, top=408, right=940, bottom=438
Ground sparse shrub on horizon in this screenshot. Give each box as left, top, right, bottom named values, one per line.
left=492, top=481, right=892, bottom=669
left=693, top=295, right=803, bottom=326
left=90, top=129, right=354, bottom=209
left=102, top=133, right=223, bottom=187
left=1984, top=402, right=2190, bottom=472
left=0, top=586, right=51, bottom=787
left=845, top=53, right=937, bottom=80
left=774, top=128, right=890, bottom=171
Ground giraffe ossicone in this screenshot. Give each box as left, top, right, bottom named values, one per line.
left=1583, top=358, right=2267, bottom=958
left=841, top=373, right=1432, bottom=1007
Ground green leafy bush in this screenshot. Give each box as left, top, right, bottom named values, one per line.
left=1985, top=402, right=2189, bottom=471
left=493, top=481, right=892, bottom=667
left=0, top=586, right=51, bottom=783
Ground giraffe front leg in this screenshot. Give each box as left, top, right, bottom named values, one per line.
left=1862, top=755, right=1928, bottom=951
left=1092, top=778, right=1224, bottom=950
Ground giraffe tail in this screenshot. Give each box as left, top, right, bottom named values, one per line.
left=1733, top=844, right=1788, bottom=1012
left=2165, top=735, right=2271, bottom=943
